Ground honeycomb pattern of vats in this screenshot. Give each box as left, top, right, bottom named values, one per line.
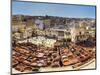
left=60, top=44, right=95, bottom=68
left=12, top=43, right=61, bottom=72
left=12, top=42, right=95, bottom=72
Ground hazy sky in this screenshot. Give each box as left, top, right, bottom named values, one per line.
left=12, top=1, right=96, bottom=18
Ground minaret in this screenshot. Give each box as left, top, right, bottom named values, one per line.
left=70, top=22, right=78, bottom=43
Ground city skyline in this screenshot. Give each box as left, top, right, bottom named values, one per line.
left=12, top=1, right=96, bottom=18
